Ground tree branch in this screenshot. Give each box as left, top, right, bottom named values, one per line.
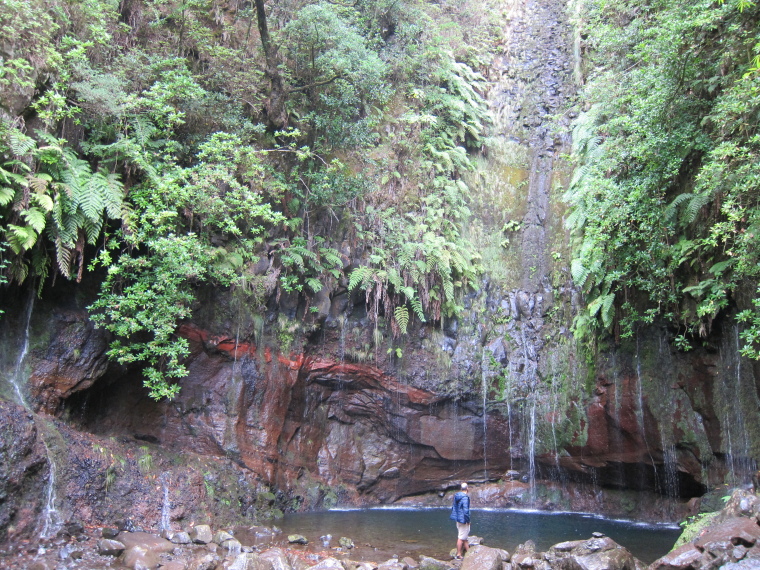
left=287, top=74, right=344, bottom=93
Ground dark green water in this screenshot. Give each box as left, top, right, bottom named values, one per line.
left=274, top=508, right=681, bottom=564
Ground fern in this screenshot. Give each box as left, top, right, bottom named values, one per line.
left=410, top=297, right=425, bottom=322
left=394, top=306, right=409, bottom=334
left=682, top=192, right=712, bottom=226
left=306, top=277, right=323, bottom=293
left=21, top=208, right=46, bottom=234
left=0, top=186, right=15, bottom=207
left=571, top=259, right=592, bottom=287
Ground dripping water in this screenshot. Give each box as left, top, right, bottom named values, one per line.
left=39, top=435, right=62, bottom=540
left=481, top=349, right=489, bottom=482
left=635, top=336, right=658, bottom=492
left=160, top=472, right=171, bottom=533
left=10, top=291, right=34, bottom=408
left=528, top=394, right=537, bottom=505
left=7, top=292, right=64, bottom=540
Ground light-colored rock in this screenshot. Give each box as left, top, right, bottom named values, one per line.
left=260, top=547, right=293, bottom=570
left=172, top=531, right=193, bottom=544
left=215, top=530, right=236, bottom=544
left=227, top=552, right=291, bottom=570
left=418, top=556, right=450, bottom=569
left=222, top=538, right=243, bottom=555
left=98, top=538, right=126, bottom=556
left=118, top=531, right=175, bottom=554
left=121, top=545, right=160, bottom=570
left=339, top=537, right=355, bottom=549
left=189, top=552, right=218, bottom=570
left=190, top=525, right=214, bottom=544
left=461, top=545, right=507, bottom=570
left=289, top=534, right=309, bottom=545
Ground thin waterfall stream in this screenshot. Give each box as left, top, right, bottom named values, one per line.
left=5, top=292, right=63, bottom=540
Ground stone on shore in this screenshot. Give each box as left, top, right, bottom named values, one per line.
left=188, top=552, right=218, bottom=570
left=544, top=535, right=637, bottom=570
left=190, top=524, right=214, bottom=544
left=171, top=531, right=193, bottom=544
left=261, top=547, right=292, bottom=570
left=97, top=538, right=126, bottom=556
left=214, top=530, right=235, bottom=544
left=461, top=545, right=508, bottom=570
left=289, top=534, right=309, bottom=544
left=121, top=544, right=161, bottom=569
left=418, top=555, right=450, bottom=569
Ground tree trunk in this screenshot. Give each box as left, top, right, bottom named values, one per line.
left=255, top=0, right=288, bottom=130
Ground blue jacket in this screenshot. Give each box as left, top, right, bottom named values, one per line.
left=449, top=491, right=470, bottom=524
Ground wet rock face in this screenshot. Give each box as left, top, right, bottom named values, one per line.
left=0, top=400, right=48, bottom=543
left=28, top=309, right=111, bottom=415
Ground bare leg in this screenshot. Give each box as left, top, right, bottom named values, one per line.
left=457, top=539, right=469, bottom=557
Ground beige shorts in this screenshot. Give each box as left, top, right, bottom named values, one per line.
left=456, top=522, right=470, bottom=540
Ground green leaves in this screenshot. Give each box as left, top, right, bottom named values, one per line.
left=567, top=0, right=760, bottom=351
left=89, top=234, right=210, bottom=400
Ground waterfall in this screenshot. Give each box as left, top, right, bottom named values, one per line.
left=528, top=395, right=537, bottom=505
left=635, top=336, right=658, bottom=491
left=39, top=433, right=62, bottom=539
left=4, top=292, right=64, bottom=540
left=481, top=350, right=489, bottom=482
left=160, top=472, right=171, bottom=533
left=717, top=324, right=756, bottom=485
left=10, top=292, right=34, bottom=408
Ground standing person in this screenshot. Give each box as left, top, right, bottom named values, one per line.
left=449, top=482, right=470, bottom=559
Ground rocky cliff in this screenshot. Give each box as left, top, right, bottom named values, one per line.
left=2, top=0, right=760, bottom=545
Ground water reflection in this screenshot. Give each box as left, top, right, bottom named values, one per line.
left=270, top=508, right=680, bottom=564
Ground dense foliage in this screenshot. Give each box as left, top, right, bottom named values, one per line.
left=567, top=0, right=760, bottom=355
left=0, top=0, right=494, bottom=397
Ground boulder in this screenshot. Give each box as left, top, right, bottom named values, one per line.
left=544, top=535, right=636, bottom=570
left=339, top=537, right=355, bottom=549
left=694, top=517, right=760, bottom=549
left=222, top=538, right=243, bottom=554
left=121, top=545, right=161, bottom=570
left=97, top=538, right=126, bottom=556
left=289, top=534, right=309, bottom=545
left=172, top=531, right=193, bottom=544
left=461, top=545, right=509, bottom=570
left=227, top=552, right=292, bottom=570
left=418, top=556, right=450, bottom=569
left=189, top=552, right=218, bottom=570
left=118, top=531, right=175, bottom=554
left=646, top=544, right=704, bottom=570
left=401, top=557, right=418, bottom=569
left=215, top=530, right=235, bottom=544
left=190, top=525, right=214, bottom=544
left=260, top=547, right=292, bottom=570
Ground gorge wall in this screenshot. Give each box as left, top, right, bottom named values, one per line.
left=2, top=0, right=760, bottom=545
